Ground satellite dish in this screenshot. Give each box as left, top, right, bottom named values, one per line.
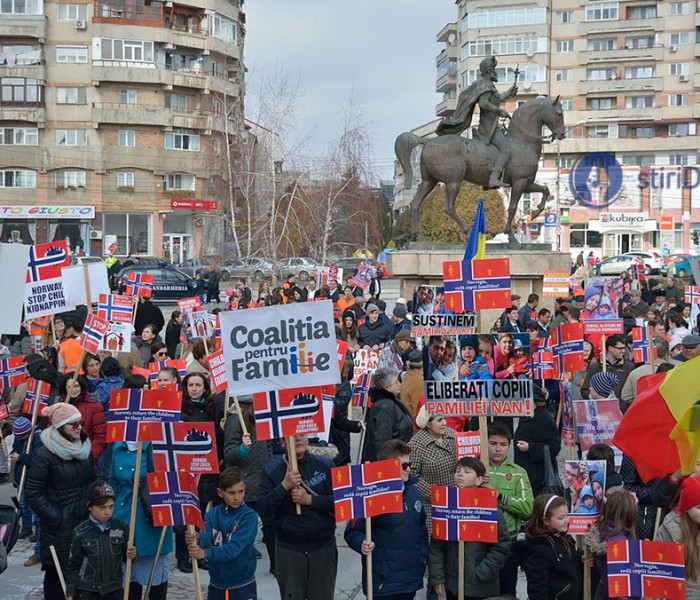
left=523, top=81, right=532, bottom=91
left=526, top=49, right=535, bottom=59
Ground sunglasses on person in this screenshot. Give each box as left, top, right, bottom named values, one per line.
left=155, top=350, right=168, bottom=357
left=401, top=462, right=412, bottom=471
left=68, top=419, right=85, bottom=429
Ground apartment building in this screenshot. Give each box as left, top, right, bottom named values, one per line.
left=0, top=0, right=246, bottom=262
left=433, top=0, right=700, bottom=256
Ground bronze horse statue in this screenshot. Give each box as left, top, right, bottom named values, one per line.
left=395, top=96, right=566, bottom=243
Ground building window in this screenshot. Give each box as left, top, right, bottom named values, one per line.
left=0, top=44, right=41, bottom=65
left=587, top=68, right=617, bottom=80
left=587, top=97, right=614, bottom=110
left=587, top=38, right=617, bottom=51
left=104, top=213, right=150, bottom=255
left=0, top=127, right=38, bottom=145
left=555, top=11, right=574, bottom=23
left=55, top=129, right=87, bottom=146
left=555, top=69, right=573, bottom=82
left=56, top=46, right=88, bottom=63
left=56, top=87, right=87, bottom=104
left=670, top=153, right=691, bottom=166
left=118, top=130, right=136, bottom=147
left=98, top=39, right=154, bottom=62
left=164, top=173, right=195, bottom=190
left=627, top=5, right=656, bottom=19
left=0, top=0, right=42, bottom=14
left=570, top=224, right=602, bottom=248
left=164, top=93, right=188, bottom=111
left=0, top=220, right=35, bottom=244
left=119, top=89, right=137, bottom=105
left=468, top=35, right=542, bottom=57
left=554, top=156, right=573, bottom=169
left=556, top=40, right=574, bottom=52
left=0, top=77, right=42, bottom=105
left=619, top=125, right=653, bottom=138
left=55, top=170, right=86, bottom=188
left=560, top=98, right=573, bottom=110
left=165, top=128, right=200, bottom=151
left=464, top=64, right=547, bottom=86
left=117, top=172, right=134, bottom=188
left=625, top=35, right=656, bottom=49
left=585, top=2, right=618, bottom=22
left=0, top=169, right=36, bottom=188
left=668, top=122, right=696, bottom=136
left=588, top=125, right=612, bottom=139
left=467, top=6, right=546, bottom=28
left=626, top=95, right=654, bottom=108
left=210, top=13, right=237, bottom=44
left=671, top=2, right=690, bottom=15
left=670, top=32, right=690, bottom=45
left=57, top=4, right=87, bottom=20
left=625, top=66, right=655, bottom=79
left=622, top=154, right=655, bottom=167
left=669, top=94, right=688, bottom=106
left=669, top=63, right=689, bottom=76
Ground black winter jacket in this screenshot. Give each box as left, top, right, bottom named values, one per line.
left=513, top=404, right=561, bottom=496
left=65, top=517, right=130, bottom=596
left=515, top=534, right=580, bottom=600
left=25, top=433, right=95, bottom=566
left=257, top=451, right=335, bottom=551
left=358, top=318, right=393, bottom=349
left=329, top=381, right=362, bottom=466
left=361, top=388, right=413, bottom=463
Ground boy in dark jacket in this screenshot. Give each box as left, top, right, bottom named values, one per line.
left=186, top=466, right=258, bottom=599
left=345, top=439, right=429, bottom=599
left=65, top=481, right=136, bottom=600
left=258, top=434, right=337, bottom=599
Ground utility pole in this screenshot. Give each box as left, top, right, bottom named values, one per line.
left=364, top=220, right=368, bottom=251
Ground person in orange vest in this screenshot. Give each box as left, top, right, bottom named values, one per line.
left=336, top=285, right=356, bottom=321
left=57, top=309, right=88, bottom=374
left=281, top=274, right=297, bottom=304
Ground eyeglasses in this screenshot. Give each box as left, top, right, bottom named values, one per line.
left=68, top=419, right=85, bottom=429
left=613, top=346, right=626, bottom=350
left=401, top=462, right=412, bottom=471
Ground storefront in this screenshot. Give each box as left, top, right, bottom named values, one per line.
left=103, top=212, right=152, bottom=256
left=0, top=205, right=95, bottom=253
left=588, top=212, right=657, bottom=257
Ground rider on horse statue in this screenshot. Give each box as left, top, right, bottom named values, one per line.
left=436, top=56, right=518, bottom=189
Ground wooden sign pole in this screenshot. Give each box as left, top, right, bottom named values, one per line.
left=366, top=517, right=374, bottom=600
left=458, top=540, right=465, bottom=600
left=122, top=441, right=143, bottom=600
left=286, top=436, right=302, bottom=515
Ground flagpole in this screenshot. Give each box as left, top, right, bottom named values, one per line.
left=50, top=315, right=58, bottom=347
left=71, top=350, right=87, bottom=384
left=82, top=263, right=93, bottom=312
left=233, top=396, right=247, bottom=436
left=286, top=437, right=302, bottom=515
left=647, top=327, right=655, bottom=371
left=17, top=380, right=42, bottom=502
left=122, top=440, right=143, bottom=600
left=458, top=540, right=465, bottom=600
left=356, top=403, right=369, bottom=464
left=189, top=524, right=203, bottom=600
left=366, top=517, right=373, bottom=600
left=583, top=548, right=591, bottom=600
left=50, top=544, right=67, bottom=596
left=144, top=526, right=168, bottom=598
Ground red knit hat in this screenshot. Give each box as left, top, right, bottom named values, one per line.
left=41, top=402, right=81, bottom=429
left=678, top=477, right=700, bottom=514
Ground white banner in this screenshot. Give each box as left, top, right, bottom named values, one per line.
left=63, top=263, right=110, bottom=306
left=0, top=243, right=30, bottom=334
left=0, top=205, right=95, bottom=219
left=220, top=300, right=341, bottom=394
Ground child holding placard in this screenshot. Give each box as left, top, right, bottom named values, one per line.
left=428, top=458, right=510, bottom=600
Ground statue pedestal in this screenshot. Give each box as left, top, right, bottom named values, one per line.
left=387, top=243, right=571, bottom=329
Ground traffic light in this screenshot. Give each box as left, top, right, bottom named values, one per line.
left=693, top=230, right=700, bottom=246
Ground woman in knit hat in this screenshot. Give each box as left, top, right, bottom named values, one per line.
left=656, top=476, right=700, bottom=595
left=25, top=402, right=94, bottom=600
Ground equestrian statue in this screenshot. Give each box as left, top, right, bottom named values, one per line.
left=395, top=56, right=566, bottom=243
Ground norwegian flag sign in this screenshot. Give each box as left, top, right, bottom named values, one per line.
left=142, top=421, right=219, bottom=474
left=206, top=350, right=227, bottom=393
left=632, top=326, right=655, bottom=363
left=607, top=540, right=685, bottom=600
left=0, top=403, right=8, bottom=420
left=532, top=350, right=554, bottom=380
left=148, top=359, right=187, bottom=389
left=147, top=472, right=204, bottom=530
left=125, top=272, right=154, bottom=297
left=24, top=241, right=71, bottom=317
left=352, top=373, right=372, bottom=408
left=252, top=386, right=327, bottom=440
left=23, top=378, right=50, bottom=415
left=431, top=486, right=499, bottom=543
left=630, top=260, right=646, bottom=282
left=80, top=313, right=111, bottom=354
left=551, top=322, right=584, bottom=378
left=443, top=258, right=511, bottom=312
left=107, top=389, right=182, bottom=442
left=331, top=459, right=403, bottom=522
left=684, top=285, right=700, bottom=305
left=0, top=355, right=27, bottom=390
left=97, top=294, right=134, bottom=324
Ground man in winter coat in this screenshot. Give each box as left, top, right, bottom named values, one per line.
left=580, top=334, right=635, bottom=400
left=345, top=439, right=429, bottom=599
left=377, top=329, right=414, bottom=372
left=358, top=304, right=393, bottom=351
left=257, top=434, right=337, bottom=599
left=133, top=296, right=165, bottom=337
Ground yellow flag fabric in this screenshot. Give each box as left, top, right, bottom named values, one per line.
left=659, top=355, right=700, bottom=422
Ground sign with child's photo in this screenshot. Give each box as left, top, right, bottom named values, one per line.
left=573, top=399, right=623, bottom=466
left=564, top=459, right=607, bottom=534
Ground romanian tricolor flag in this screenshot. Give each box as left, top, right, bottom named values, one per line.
left=614, top=355, right=700, bottom=480
left=463, top=198, right=487, bottom=260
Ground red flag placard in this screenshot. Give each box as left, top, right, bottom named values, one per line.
left=206, top=349, right=227, bottom=393
left=443, top=258, right=511, bottom=312
left=148, top=359, right=187, bottom=389
left=125, top=272, right=154, bottom=297
left=331, top=458, right=403, bottom=522
left=25, top=240, right=69, bottom=284
left=0, top=403, right=8, bottom=420
left=80, top=313, right=111, bottom=354
left=177, top=297, right=203, bottom=314
left=0, top=355, right=27, bottom=390
left=142, top=421, right=219, bottom=474
left=336, top=339, right=348, bottom=370
left=252, top=386, right=326, bottom=440
left=147, top=472, right=204, bottom=530
left=431, top=486, right=499, bottom=542
left=107, top=388, right=182, bottom=442
left=455, top=432, right=481, bottom=459
left=551, top=322, right=585, bottom=377
left=23, top=378, right=50, bottom=415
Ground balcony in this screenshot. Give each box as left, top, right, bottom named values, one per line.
left=93, top=0, right=163, bottom=27
left=582, top=108, right=661, bottom=122
left=92, top=101, right=172, bottom=126
left=0, top=64, right=45, bottom=81
left=583, top=45, right=663, bottom=63
left=436, top=22, right=458, bottom=44
left=435, top=97, right=457, bottom=117
left=579, top=77, right=663, bottom=95
left=92, top=62, right=167, bottom=85
left=0, top=15, right=46, bottom=40
left=580, top=17, right=662, bottom=35
left=436, top=70, right=457, bottom=93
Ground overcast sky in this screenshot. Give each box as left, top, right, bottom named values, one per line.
left=243, top=0, right=457, bottom=181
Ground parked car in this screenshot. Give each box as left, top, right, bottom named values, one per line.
left=596, top=255, right=651, bottom=276
left=623, top=251, right=663, bottom=274
left=177, top=257, right=216, bottom=279
left=661, top=254, right=695, bottom=278
left=276, top=257, right=319, bottom=281
left=116, top=266, right=196, bottom=302
left=218, top=257, right=277, bottom=282
left=69, top=256, right=105, bottom=266
left=332, top=257, right=384, bottom=279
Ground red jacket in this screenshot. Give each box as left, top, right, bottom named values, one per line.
left=72, top=394, right=106, bottom=468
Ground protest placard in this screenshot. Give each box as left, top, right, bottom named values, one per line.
left=252, top=386, right=327, bottom=439
left=24, top=241, right=71, bottom=318
left=560, top=382, right=576, bottom=450
left=100, top=323, right=132, bottom=353
left=0, top=243, right=30, bottom=335
left=411, top=313, right=476, bottom=336
left=206, top=349, right=227, bottom=393
left=455, top=432, right=481, bottom=459
left=431, top=486, right=499, bottom=542
left=143, top=421, right=219, bottom=474
left=582, top=319, right=624, bottom=335
left=221, top=301, right=340, bottom=395
left=542, top=271, right=571, bottom=297
left=573, top=399, right=623, bottom=466
left=187, top=310, right=212, bottom=340
left=63, top=262, right=110, bottom=307
left=351, top=347, right=379, bottom=385
left=564, top=459, right=607, bottom=535
left=177, top=297, right=202, bottom=314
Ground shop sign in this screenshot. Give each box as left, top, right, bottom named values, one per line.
left=0, top=205, right=95, bottom=219
left=598, top=213, right=645, bottom=231
left=170, top=199, right=218, bottom=211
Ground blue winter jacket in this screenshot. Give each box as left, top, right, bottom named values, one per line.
left=344, top=474, right=429, bottom=597
left=197, top=502, right=258, bottom=590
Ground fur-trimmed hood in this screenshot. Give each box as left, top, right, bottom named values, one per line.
left=583, top=521, right=633, bottom=556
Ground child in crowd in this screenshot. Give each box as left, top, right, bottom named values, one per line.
left=345, top=439, right=429, bottom=599
left=486, top=421, right=534, bottom=599
left=65, top=481, right=136, bottom=600
left=584, top=489, right=638, bottom=600
left=429, top=457, right=511, bottom=600
left=516, top=494, right=580, bottom=600
left=656, top=477, right=700, bottom=597
left=186, top=466, right=258, bottom=600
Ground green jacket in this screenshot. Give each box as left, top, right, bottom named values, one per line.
left=489, top=460, right=533, bottom=539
